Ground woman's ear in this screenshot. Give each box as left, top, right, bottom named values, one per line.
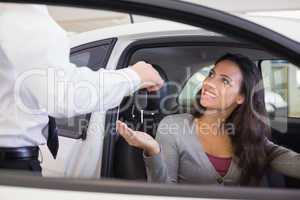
left=236, top=94, right=245, bottom=105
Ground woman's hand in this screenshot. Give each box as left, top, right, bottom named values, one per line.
left=116, top=120, right=160, bottom=156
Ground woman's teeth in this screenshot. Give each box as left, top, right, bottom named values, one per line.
left=204, top=90, right=217, bottom=98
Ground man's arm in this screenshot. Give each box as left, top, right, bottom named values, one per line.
left=0, top=5, right=162, bottom=118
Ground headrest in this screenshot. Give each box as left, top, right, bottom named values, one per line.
left=177, top=72, right=205, bottom=110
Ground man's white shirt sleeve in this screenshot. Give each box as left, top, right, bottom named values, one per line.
left=0, top=5, right=141, bottom=118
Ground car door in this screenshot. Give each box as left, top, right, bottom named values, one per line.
left=40, top=38, right=117, bottom=178
left=260, top=59, right=300, bottom=188
left=1, top=0, right=300, bottom=199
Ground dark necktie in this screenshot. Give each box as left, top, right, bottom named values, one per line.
left=47, top=117, right=59, bottom=159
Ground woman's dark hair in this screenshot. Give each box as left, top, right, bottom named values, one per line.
left=193, top=53, right=271, bottom=186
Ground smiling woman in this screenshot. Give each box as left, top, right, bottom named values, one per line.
left=117, top=53, right=300, bottom=186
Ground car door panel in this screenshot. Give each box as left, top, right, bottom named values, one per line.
left=41, top=38, right=117, bottom=178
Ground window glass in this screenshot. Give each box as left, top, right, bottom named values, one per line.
left=261, top=60, right=300, bottom=118
left=70, top=44, right=112, bottom=71
left=70, top=51, right=91, bottom=66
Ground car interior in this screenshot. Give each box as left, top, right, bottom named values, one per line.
left=104, top=36, right=300, bottom=188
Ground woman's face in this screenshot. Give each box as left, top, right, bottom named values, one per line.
left=200, top=59, right=245, bottom=111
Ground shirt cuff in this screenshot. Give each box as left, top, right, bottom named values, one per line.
left=119, top=67, right=142, bottom=95
left=143, top=150, right=163, bottom=169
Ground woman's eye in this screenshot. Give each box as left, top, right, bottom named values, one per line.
left=222, top=78, right=230, bottom=85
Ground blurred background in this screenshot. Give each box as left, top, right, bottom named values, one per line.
left=48, top=0, right=300, bottom=33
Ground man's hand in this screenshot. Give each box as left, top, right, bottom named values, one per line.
left=131, top=61, right=164, bottom=92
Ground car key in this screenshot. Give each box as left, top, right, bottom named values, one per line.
left=136, top=89, right=148, bottom=124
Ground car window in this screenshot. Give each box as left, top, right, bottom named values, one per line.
left=1, top=2, right=300, bottom=196
left=70, top=51, right=91, bottom=67
left=55, top=39, right=116, bottom=139
left=261, top=60, right=300, bottom=118
left=70, top=38, right=117, bottom=71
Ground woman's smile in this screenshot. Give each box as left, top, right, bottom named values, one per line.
left=201, top=87, right=218, bottom=104
left=202, top=88, right=217, bottom=99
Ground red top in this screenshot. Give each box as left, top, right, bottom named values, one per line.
left=206, top=153, right=232, bottom=177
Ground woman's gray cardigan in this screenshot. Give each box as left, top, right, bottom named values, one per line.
left=143, top=114, right=300, bottom=186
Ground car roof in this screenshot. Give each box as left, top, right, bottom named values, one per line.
left=70, top=20, right=219, bottom=47
left=238, top=15, right=300, bottom=43
left=70, top=16, right=300, bottom=48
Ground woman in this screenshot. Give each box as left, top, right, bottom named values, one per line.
left=117, top=53, right=300, bottom=186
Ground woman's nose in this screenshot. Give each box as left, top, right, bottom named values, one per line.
left=203, top=78, right=217, bottom=89
left=203, top=82, right=217, bottom=93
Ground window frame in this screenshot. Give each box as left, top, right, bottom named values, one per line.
left=56, top=38, right=117, bottom=139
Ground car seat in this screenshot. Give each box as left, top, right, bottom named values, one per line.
left=113, top=64, right=170, bottom=180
